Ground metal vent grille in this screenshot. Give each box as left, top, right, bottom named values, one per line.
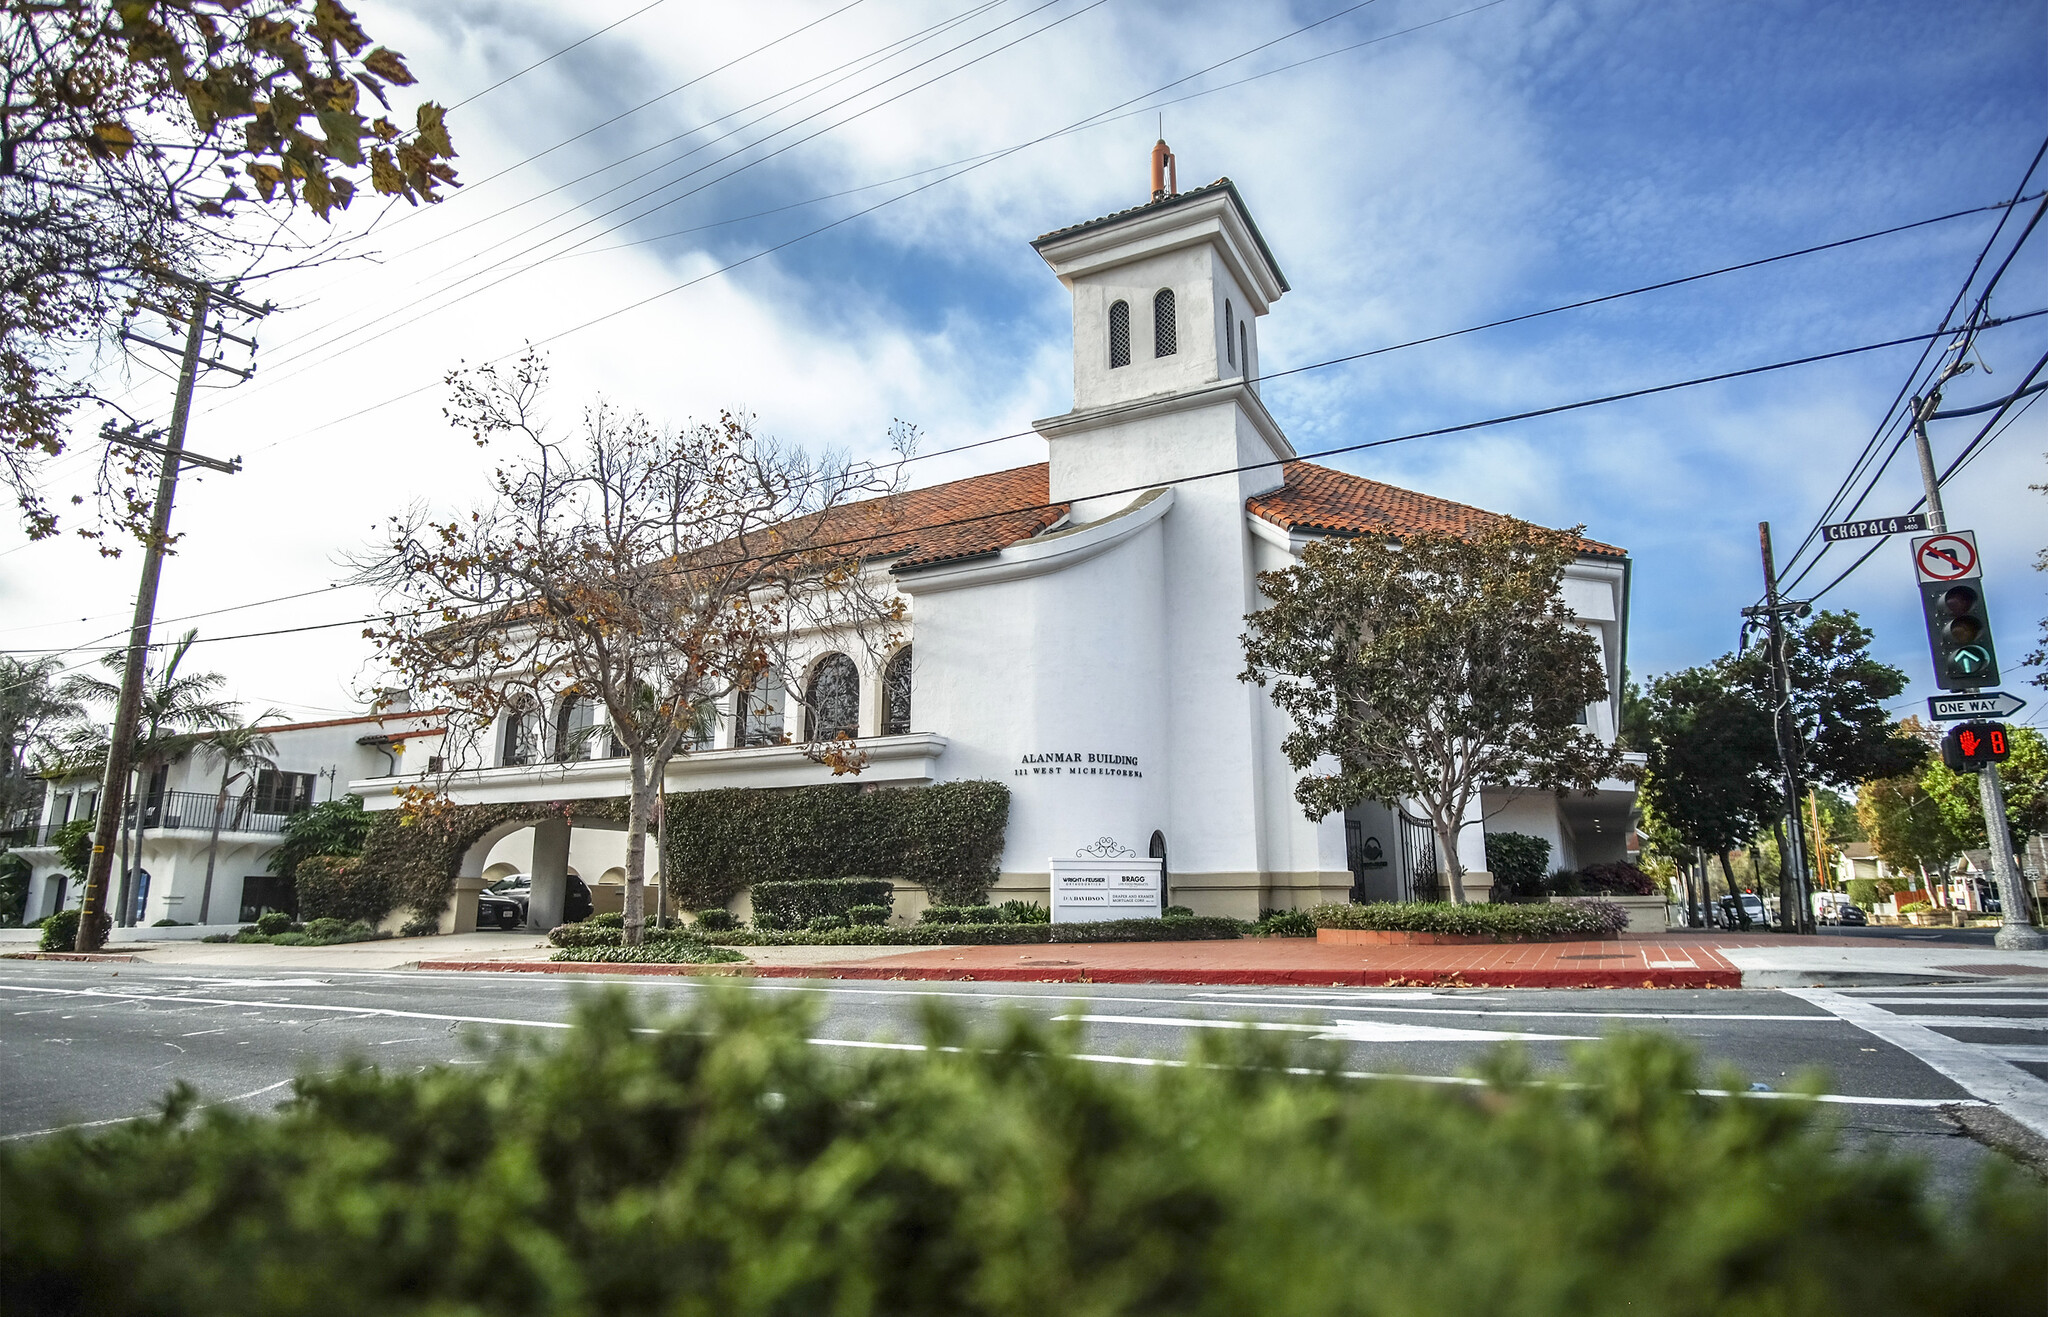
left=1153, top=288, right=1176, bottom=357
left=1108, top=300, right=1130, bottom=368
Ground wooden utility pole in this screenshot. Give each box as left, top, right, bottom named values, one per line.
left=1755, top=522, right=1815, bottom=935
left=74, top=281, right=259, bottom=951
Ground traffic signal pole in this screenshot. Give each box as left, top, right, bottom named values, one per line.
left=1910, top=394, right=2043, bottom=951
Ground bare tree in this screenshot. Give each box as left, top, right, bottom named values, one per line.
left=359, top=353, right=907, bottom=944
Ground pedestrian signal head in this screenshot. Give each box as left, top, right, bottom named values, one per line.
left=1940, top=720, right=2010, bottom=773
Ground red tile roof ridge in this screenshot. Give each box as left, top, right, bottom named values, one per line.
left=1246, top=461, right=1627, bottom=558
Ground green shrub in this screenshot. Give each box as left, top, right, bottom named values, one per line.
left=752, top=878, right=893, bottom=928
left=807, top=914, right=851, bottom=933
left=1054, top=916, right=1240, bottom=944
left=1254, top=909, right=1317, bottom=938
left=994, top=900, right=1048, bottom=924
left=1484, top=832, right=1551, bottom=901
left=301, top=917, right=348, bottom=940
left=267, top=795, right=374, bottom=880
left=1579, top=862, right=1655, bottom=897
left=919, top=906, right=964, bottom=925
left=295, top=855, right=394, bottom=926
left=1898, top=901, right=1932, bottom=915
left=752, top=910, right=787, bottom=932
left=7, top=990, right=2036, bottom=1316
left=1310, top=901, right=1623, bottom=939
left=38, top=908, right=108, bottom=952
left=549, top=922, right=623, bottom=949
left=846, top=904, right=889, bottom=926
left=1164, top=904, right=1194, bottom=918
left=548, top=941, right=747, bottom=965
left=921, top=904, right=1000, bottom=926
left=149, top=918, right=189, bottom=927
left=254, top=911, right=294, bottom=937
left=399, top=912, right=440, bottom=938
left=588, top=911, right=626, bottom=929
left=693, top=908, right=736, bottom=932
left=1845, top=878, right=1878, bottom=910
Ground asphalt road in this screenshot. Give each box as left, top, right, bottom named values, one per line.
left=4, top=963, right=2045, bottom=1204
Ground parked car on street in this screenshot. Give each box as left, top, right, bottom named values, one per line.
left=1836, top=903, right=1867, bottom=926
left=487, top=873, right=593, bottom=926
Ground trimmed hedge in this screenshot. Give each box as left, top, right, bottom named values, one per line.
left=703, top=915, right=1243, bottom=948
left=549, top=922, right=624, bottom=949
left=664, top=780, right=1010, bottom=909
left=295, top=856, right=397, bottom=925
left=550, top=938, right=746, bottom=965
left=752, top=878, right=894, bottom=928
left=1310, top=901, right=1627, bottom=939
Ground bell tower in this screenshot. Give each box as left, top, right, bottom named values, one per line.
left=1030, top=147, right=1292, bottom=515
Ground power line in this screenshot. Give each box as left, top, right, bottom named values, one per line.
left=1774, top=132, right=2048, bottom=585
left=10, top=309, right=2039, bottom=660
left=239, top=0, right=1103, bottom=382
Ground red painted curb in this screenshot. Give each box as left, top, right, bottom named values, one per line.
left=413, top=960, right=1741, bottom=989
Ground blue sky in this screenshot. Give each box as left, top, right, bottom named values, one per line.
left=2, top=0, right=2043, bottom=725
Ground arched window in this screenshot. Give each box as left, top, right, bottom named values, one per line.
left=739, top=673, right=785, bottom=747
left=883, top=646, right=913, bottom=735
left=1108, top=300, right=1130, bottom=368
left=500, top=700, right=538, bottom=766
left=554, top=695, right=598, bottom=762
left=1224, top=298, right=1234, bottom=365
left=803, top=653, right=860, bottom=742
left=1149, top=830, right=1169, bottom=904
left=1239, top=322, right=1249, bottom=378
left=1153, top=289, right=1176, bottom=357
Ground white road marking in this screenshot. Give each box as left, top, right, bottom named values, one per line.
left=1057, top=1012, right=1592, bottom=1043
left=1784, top=988, right=2048, bottom=1139
left=0, top=1078, right=294, bottom=1143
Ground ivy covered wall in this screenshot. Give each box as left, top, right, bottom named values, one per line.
left=355, top=781, right=1010, bottom=919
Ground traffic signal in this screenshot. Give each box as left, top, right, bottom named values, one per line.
left=1919, top=576, right=2000, bottom=690
left=1940, top=720, right=2010, bottom=773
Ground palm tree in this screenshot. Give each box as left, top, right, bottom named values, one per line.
left=65, top=631, right=238, bottom=925
left=197, top=717, right=281, bottom=924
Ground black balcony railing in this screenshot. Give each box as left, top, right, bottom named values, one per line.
left=2, top=791, right=310, bottom=849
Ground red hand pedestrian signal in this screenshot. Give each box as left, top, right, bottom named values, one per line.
left=1941, top=720, right=2012, bottom=772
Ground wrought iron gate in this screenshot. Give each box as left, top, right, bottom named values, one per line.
left=1398, top=812, right=1442, bottom=903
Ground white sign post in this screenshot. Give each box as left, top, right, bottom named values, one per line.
left=1049, top=856, right=1163, bottom=923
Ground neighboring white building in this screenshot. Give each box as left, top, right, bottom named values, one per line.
left=14, top=709, right=444, bottom=926
left=351, top=162, right=1639, bottom=923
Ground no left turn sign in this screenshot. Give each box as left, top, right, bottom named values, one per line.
left=1913, top=530, right=1978, bottom=583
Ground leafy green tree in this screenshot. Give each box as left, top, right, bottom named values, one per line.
left=1730, top=610, right=1923, bottom=789
left=1857, top=720, right=1972, bottom=897
left=1240, top=520, right=1623, bottom=903
left=3, top=0, right=458, bottom=540
left=267, top=794, right=372, bottom=882
left=1632, top=661, right=1780, bottom=925
left=196, top=718, right=279, bottom=923
left=0, top=852, right=27, bottom=925
left=2, top=990, right=2040, bottom=1315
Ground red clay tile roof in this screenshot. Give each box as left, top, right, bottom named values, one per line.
left=1246, top=461, right=1626, bottom=557
left=829, top=463, right=1066, bottom=572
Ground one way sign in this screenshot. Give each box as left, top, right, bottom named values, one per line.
left=1927, top=690, right=2028, bottom=722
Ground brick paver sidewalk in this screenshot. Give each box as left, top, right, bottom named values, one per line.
left=424, top=930, right=1922, bottom=988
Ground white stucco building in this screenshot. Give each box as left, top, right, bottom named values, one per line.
left=350, top=166, right=1639, bottom=925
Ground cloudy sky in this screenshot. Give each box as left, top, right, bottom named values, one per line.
left=4, top=0, right=2044, bottom=730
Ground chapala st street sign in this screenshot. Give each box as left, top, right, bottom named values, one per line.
left=1927, top=691, right=2028, bottom=722
left=1821, top=513, right=1926, bottom=542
